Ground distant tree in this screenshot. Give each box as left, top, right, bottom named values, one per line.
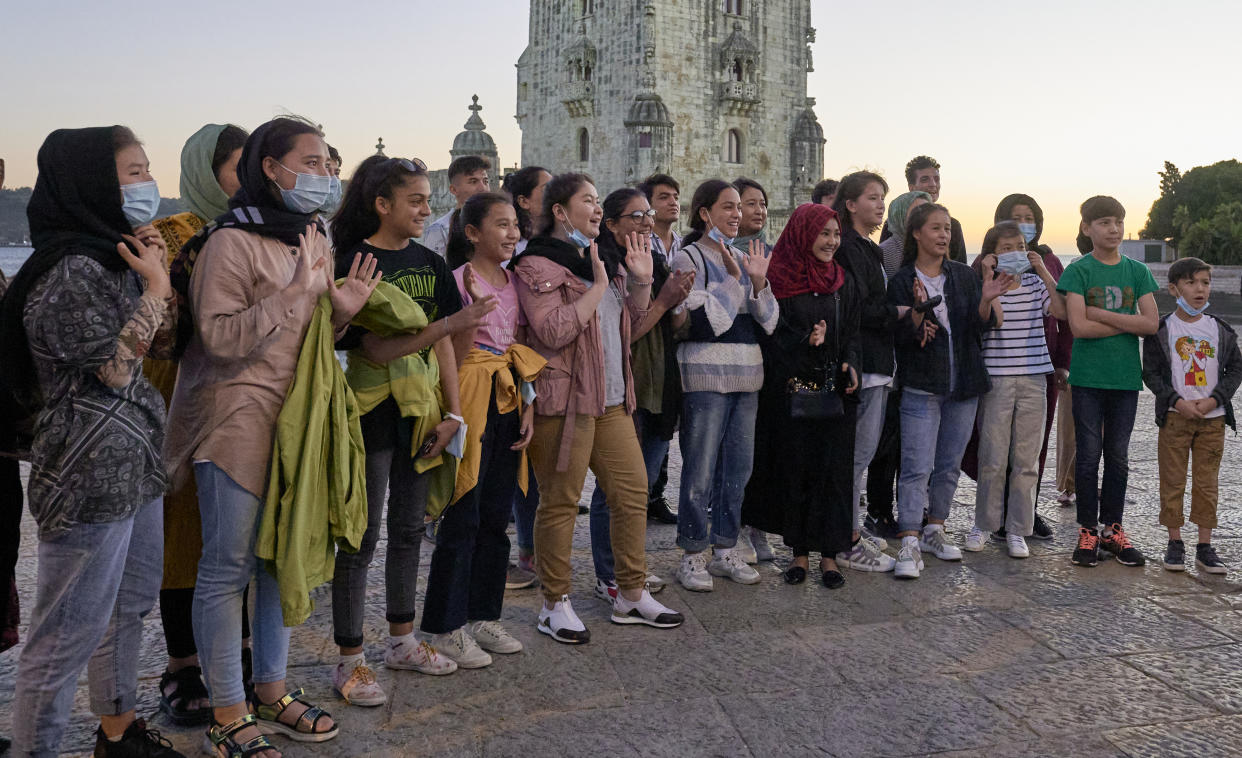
left=1140, top=161, right=1181, bottom=241
left=1142, top=160, right=1242, bottom=248
left=1180, top=201, right=1242, bottom=265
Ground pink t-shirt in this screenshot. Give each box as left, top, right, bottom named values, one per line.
left=453, top=264, right=520, bottom=352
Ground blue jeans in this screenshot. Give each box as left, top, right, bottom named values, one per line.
left=589, top=408, right=669, bottom=581
left=13, top=498, right=162, bottom=758
left=1072, top=386, right=1138, bottom=529
left=852, top=384, right=890, bottom=532
left=193, top=462, right=289, bottom=707
left=897, top=391, right=978, bottom=534
left=512, top=466, right=538, bottom=555
left=677, top=390, right=758, bottom=552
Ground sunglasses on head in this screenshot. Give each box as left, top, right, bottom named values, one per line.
left=385, top=157, right=427, bottom=173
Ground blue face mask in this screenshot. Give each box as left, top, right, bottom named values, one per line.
left=1018, top=222, right=1038, bottom=243
left=1177, top=296, right=1210, bottom=317
left=120, top=180, right=160, bottom=227
left=558, top=217, right=593, bottom=249
left=996, top=250, right=1032, bottom=276
left=276, top=163, right=332, bottom=214
left=706, top=225, right=734, bottom=247
left=320, top=176, right=343, bottom=216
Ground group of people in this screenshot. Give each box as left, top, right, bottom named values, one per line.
left=0, top=120, right=1236, bottom=758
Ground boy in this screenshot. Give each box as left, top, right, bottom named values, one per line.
left=1058, top=196, right=1159, bottom=568
left=422, top=155, right=491, bottom=257
left=1142, top=257, right=1241, bottom=573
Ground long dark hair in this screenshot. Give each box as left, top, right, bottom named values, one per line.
left=901, top=202, right=951, bottom=266
left=832, top=171, right=889, bottom=233
left=1076, top=195, right=1126, bottom=254
left=330, top=155, right=428, bottom=258
left=455, top=191, right=515, bottom=263
left=502, top=165, right=548, bottom=240
left=682, top=179, right=734, bottom=246
left=597, top=187, right=646, bottom=271
left=536, top=172, right=593, bottom=238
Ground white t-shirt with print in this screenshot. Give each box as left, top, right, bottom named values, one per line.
left=1168, top=313, right=1225, bottom=418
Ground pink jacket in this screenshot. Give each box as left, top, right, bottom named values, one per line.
left=513, top=253, right=647, bottom=470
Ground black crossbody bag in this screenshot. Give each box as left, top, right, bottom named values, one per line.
left=787, top=293, right=844, bottom=419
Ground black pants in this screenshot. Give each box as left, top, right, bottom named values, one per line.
left=160, top=587, right=250, bottom=660
left=867, top=387, right=902, bottom=520
left=1, top=456, right=21, bottom=653
left=421, top=393, right=520, bottom=635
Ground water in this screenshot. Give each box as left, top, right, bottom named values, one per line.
left=1, top=246, right=32, bottom=277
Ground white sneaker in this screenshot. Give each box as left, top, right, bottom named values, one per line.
left=677, top=552, right=714, bottom=592
left=611, top=589, right=684, bottom=628
left=646, top=573, right=667, bottom=593
left=537, top=595, right=590, bottom=644
left=836, top=537, right=896, bottom=573
left=430, top=627, right=492, bottom=669
left=384, top=636, right=457, bottom=675
left=708, top=549, right=762, bottom=584
left=859, top=525, right=888, bottom=552
left=594, top=577, right=618, bottom=603
left=964, top=526, right=987, bottom=552
left=332, top=659, right=386, bottom=706
left=734, top=530, right=759, bottom=564
left=1007, top=533, right=1030, bottom=559
left=919, top=524, right=963, bottom=561
left=894, top=536, right=924, bottom=579
left=468, top=620, right=523, bottom=655
left=749, top=528, right=776, bottom=561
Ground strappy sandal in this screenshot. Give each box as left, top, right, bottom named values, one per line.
left=207, top=713, right=277, bottom=758
left=254, top=688, right=339, bottom=743
left=158, top=665, right=211, bottom=726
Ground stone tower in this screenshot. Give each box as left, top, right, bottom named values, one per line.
left=426, top=95, right=503, bottom=218
left=515, top=0, right=823, bottom=228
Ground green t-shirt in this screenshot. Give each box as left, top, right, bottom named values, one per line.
left=1057, top=253, right=1159, bottom=390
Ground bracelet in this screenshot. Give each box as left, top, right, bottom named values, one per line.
left=628, top=278, right=654, bottom=287
left=444, top=412, right=465, bottom=425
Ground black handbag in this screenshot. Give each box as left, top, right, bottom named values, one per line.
left=787, top=293, right=844, bottom=419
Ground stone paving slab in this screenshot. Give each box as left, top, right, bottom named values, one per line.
left=1104, top=714, right=1242, bottom=758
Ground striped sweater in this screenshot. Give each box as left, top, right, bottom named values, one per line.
left=672, top=241, right=779, bottom=393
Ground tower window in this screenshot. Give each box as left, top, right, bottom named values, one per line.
left=731, top=59, right=743, bottom=82
left=723, top=0, right=743, bottom=14
left=580, top=0, right=596, bottom=16
left=578, top=128, right=591, bottom=162
left=639, top=131, right=652, bottom=148
left=726, top=129, right=742, bottom=164
left=584, top=63, right=593, bottom=81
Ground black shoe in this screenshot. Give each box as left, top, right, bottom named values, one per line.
left=992, top=526, right=1007, bottom=542
left=783, top=565, right=807, bottom=584
left=1099, top=524, right=1145, bottom=567
left=1, top=734, right=10, bottom=754
left=1031, top=512, right=1054, bottom=540
left=1196, top=543, right=1228, bottom=574
left=157, top=666, right=211, bottom=727
left=94, top=718, right=184, bottom=758
left=864, top=513, right=899, bottom=540
left=1071, top=528, right=1100, bottom=567
left=821, top=569, right=845, bottom=589
left=647, top=497, right=678, bottom=524
left=1163, top=540, right=1186, bottom=571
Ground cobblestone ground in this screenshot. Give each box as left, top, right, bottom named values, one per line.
left=4, top=386, right=1242, bottom=757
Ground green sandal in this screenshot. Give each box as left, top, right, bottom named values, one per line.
left=207, top=714, right=276, bottom=757
left=254, top=688, right=338, bottom=743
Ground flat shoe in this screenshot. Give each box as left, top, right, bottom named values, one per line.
left=783, top=565, right=807, bottom=584
left=821, top=569, right=845, bottom=589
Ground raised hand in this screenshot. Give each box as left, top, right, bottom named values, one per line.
left=979, top=253, right=998, bottom=281
left=1027, top=250, right=1046, bottom=275
left=913, top=277, right=928, bottom=306
left=588, top=241, right=608, bottom=285
left=809, top=319, right=827, bottom=346
left=919, top=319, right=939, bottom=348
left=289, top=225, right=329, bottom=299
left=720, top=243, right=743, bottom=281
left=624, top=231, right=654, bottom=282
left=445, top=294, right=499, bottom=335
left=132, top=224, right=168, bottom=262
left=117, top=233, right=171, bottom=299
left=461, top=262, right=487, bottom=302
left=655, top=269, right=695, bottom=310
left=742, top=239, right=770, bottom=288
left=982, top=270, right=1015, bottom=302
left=328, top=250, right=383, bottom=324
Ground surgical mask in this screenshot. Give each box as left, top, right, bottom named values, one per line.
left=276, top=163, right=332, bottom=214
left=706, top=224, right=734, bottom=247
left=1018, top=222, right=1037, bottom=243
left=320, top=176, right=343, bottom=216
left=559, top=220, right=592, bottom=249
left=995, top=250, right=1031, bottom=276
left=1177, top=296, right=1210, bottom=317
left=120, top=180, right=160, bottom=227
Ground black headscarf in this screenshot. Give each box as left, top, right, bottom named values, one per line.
left=0, top=127, right=133, bottom=413
left=993, top=193, right=1045, bottom=246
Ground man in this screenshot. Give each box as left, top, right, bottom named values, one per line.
left=639, top=173, right=682, bottom=264
left=881, top=155, right=967, bottom=263
left=422, top=155, right=491, bottom=258
left=812, top=178, right=839, bottom=208
left=326, top=145, right=343, bottom=177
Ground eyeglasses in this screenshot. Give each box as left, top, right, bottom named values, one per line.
left=618, top=209, right=657, bottom=221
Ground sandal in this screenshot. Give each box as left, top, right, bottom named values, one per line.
left=207, top=713, right=277, bottom=758
left=158, top=665, right=212, bottom=727
left=254, top=688, right=339, bottom=743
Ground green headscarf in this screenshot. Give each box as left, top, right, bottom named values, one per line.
left=179, top=124, right=233, bottom=222
left=885, top=190, right=932, bottom=240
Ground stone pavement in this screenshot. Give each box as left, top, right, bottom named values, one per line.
left=4, top=390, right=1242, bottom=757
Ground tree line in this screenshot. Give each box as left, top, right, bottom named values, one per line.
left=1141, top=159, right=1242, bottom=264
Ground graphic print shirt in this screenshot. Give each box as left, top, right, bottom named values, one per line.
left=1167, top=313, right=1225, bottom=417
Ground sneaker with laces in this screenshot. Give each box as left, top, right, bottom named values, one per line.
left=594, top=577, right=618, bottom=603
left=735, top=530, right=759, bottom=564
left=332, top=660, right=386, bottom=707
left=865, top=512, right=901, bottom=539
left=919, top=524, right=962, bottom=561
left=749, top=527, right=777, bottom=561
left=430, top=628, right=492, bottom=669
left=964, top=526, right=987, bottom=552
left=468, top=620, right=523, bottom=654
left=677, top=552, right=714, bottom=592
left=1163, top=540, right=1186, bottom=571
left=537, top=595, right=590, bottom=644
left=1006, top=533, right=1030, bottom=558
left=384, top=636, right=458, bottom=675
left=1196, top=543, right=1228, bottom=575
left=859, top=525, right=888, bottom=552
left=1100, top=524, right=1145, bottom=566
left=1031, top=512, right=1054, bottom=540
left=1071, top=527, right=1099, bottom=567
left=708, top=549, right=762, bottom=584
left=893, top=536, right=923, bottom=579
left=611, top=589, right=685, bottom=628
left=835, top=537, right=896, bottom=572
left=505, top=562, right=538, bottom=589
left=94, top=718, right=183, bottom=758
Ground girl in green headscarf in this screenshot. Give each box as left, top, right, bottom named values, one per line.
left=878, top=190, right=931, bottom=277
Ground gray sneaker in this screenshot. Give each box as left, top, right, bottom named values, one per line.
left=677, top=552, right=714, bottom=592
left=836, top=537, right=896, bottom=573
left=708, top=550, right=762, bottom=584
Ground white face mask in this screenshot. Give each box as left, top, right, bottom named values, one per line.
left=276, top=163, right=332, bottom=214
left=995, top=250, right=1031, bottom=276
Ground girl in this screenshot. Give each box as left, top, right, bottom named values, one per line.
left=742, top=204, right=860, bottom=588
left=513, top=172, right=683, bottom=643
left=326, top=155, right=497, bottom=705
left=165, top=117, right=380, bottom=756
left=6, top=126, right=180, bottom=756
left=887, top=203, right=1010, bottom=579
left=420, top=192, right=542, bottom=669
left=877, top=190, right=931, bottom=278
left=502, top=165, right=551, bottom=257
left=671, top=180, right=776, bottom=592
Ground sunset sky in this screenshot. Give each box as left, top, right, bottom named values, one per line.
left=1, top=0, right=1237, bottom=254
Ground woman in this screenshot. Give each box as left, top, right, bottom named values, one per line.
left=670, top=180, right=776, bottom=592
left=877, top=190, right=931, bottom=279
left=147, top=122, right=249, bottom=728
left=586, top=188, right=693, bottom=602
left=165, top=117, right=380, bottom=756
left=742, top=204, right=860, bottom=588
left=420, top=191, right=543, bottom=669
left=513, top=172, right=683, bottom=643
left=502, top=165, right=551, bottom=257
left=5, top=126, right=181, bottom=756
left=326, top=155, right=496, bottom=704
left=886, top=203, right=1010, bottom=579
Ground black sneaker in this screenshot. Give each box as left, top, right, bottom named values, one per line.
left=1196, top=543, right=1228, bottom=575
left=1071, top=527, right=1100, bottom=567
left=1162, top=540, right=1186, bottom=571
left=1099, top=524, right=1146, bottom=566
left=647, top=497, right=678, bottom=524
left=1031, top=512, right=1054, bottom=540
left=864, top=513, right=899, bottom=539
left=94, top=718, right=184, bottom=758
